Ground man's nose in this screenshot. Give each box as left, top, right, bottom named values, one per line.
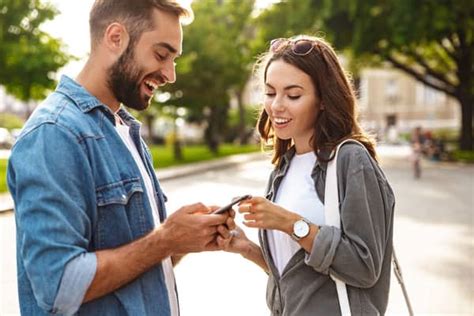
left=162, top=62, right=176, bottom=84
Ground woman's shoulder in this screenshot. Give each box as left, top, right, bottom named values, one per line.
left=338, top=141, right=392, bottom=184
left=338, top=141, right=373, bottom=162
left=337, top=141, right=380, bottom=175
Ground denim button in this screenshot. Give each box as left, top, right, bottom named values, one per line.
left=121, top=194, right=126, bottom=199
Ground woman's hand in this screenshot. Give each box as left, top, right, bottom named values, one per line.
left=238, top=196, right=300, bottom=234
left=216, top=206, right=270, bottom=272
left=217, top=225, right=252, bottom=255
left=216, top=209, right=251, bottom=255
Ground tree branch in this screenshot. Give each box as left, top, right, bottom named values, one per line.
left=385, top=54, right=457, bottom=97
left=439, top=36, right=458, bottom=61
left=434, top=39, right=458, bottom=69
left=400, top=47, right=457, bottom=87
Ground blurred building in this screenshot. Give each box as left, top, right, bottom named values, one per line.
left=358, top=68, right=460, bottom=137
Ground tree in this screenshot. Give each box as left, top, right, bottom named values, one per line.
left=326, top=0, right=473, bottom=150
left=252, top=0, right=320, bottom=53
left=161, top=0, right=255, bottom=153
left=0, top=0, right=70, bottom=108
left=258, top=0, right=473, bottom=150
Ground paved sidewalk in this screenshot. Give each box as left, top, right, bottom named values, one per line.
left=0, top=193, right=13, bottom=213
left=0, top=152, right=268, bottom=213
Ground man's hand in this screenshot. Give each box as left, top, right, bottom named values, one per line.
left=84, top=202, right=228, bottom=302
left=161, top=203, right=229, bottom=255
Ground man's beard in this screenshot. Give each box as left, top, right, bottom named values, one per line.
left=107, top=45, right=151, bottom=111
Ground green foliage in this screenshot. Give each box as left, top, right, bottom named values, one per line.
left=252, top=0, right=322, bottom=54
left=148, top=143, right=260, bottom=169
left=0, top=0, right=72, bottom=101
left=258, top=0, right=473, bottom=150
left=0, top=159, right=7, bottom=193
left=0, top=113, right=24, bottom=130
left=228, top=105, right=259, bottom=128
left=325, top=0, right=473, bottom=149
left=452, top=150, right=474, bottom=163
left=160, top=0, right=255, bottom=151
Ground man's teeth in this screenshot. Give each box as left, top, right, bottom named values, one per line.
left=145, top=80, right=158, bottom=90
left=274, top=117, right=291, bottom=124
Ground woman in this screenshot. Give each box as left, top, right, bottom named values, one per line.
left=218, top=36, right=395, bottom=315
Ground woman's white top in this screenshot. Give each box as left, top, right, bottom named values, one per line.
left=115, top=119, right=178, bottom=316
left=267, top=151, right=325, bottom=276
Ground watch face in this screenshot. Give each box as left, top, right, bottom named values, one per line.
left=294, top=220, right=310, bottom=238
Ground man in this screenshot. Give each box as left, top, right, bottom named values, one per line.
left=7, top=1, right=230, bottom=315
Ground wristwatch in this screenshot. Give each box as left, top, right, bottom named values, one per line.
left=291, top=218, right=311, bottom=241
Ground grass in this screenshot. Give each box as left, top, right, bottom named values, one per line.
left=149, top=143, right=260, bottom=168
left=0, top=159, right=7, bottom=193
left=0, top=144, right=260, bottom=193
left=451, top=150, right=474, bottom=163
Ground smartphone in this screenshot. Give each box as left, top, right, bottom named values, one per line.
left=212, top=194, right=252, bottom=214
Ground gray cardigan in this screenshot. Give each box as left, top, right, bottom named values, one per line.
left=259, top=142, right=395, bottom=316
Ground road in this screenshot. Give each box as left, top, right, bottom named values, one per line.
left=1, top=146, right=473, bottom=315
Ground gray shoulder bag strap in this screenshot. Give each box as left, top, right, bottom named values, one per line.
left=325, top=139, right=414, bottom=316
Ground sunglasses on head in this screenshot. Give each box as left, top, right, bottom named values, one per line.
left=270, top=38, right=320, bottom=56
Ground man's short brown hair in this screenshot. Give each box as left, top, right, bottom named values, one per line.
left=89, top=0, right=192, bottom=50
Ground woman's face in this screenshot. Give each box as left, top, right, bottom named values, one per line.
left=264, top=60, right=320, bottom=153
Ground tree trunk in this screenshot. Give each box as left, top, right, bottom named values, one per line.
left=457, top=92, right=473, bottom=150
left=173, top=138, right=183, bottom=161
left=455, top=42, right=473, bottom=151
left=145, top=114, right=154, bottom=144
left=204, top=105, right=226, bottom=155
left=172, top=108, right=183, bottom=161
left=204, top=122, right=219, bottom=155
left=236, top=90, right=247, bottom=145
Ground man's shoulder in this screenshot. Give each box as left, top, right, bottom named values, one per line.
left=18, top=92, right=98, bottom=143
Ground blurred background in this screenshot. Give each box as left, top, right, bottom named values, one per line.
left=0, top=0, right=472, bottom=315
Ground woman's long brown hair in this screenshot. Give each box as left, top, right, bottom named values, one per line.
left=256, top=35, right=377, bottom=165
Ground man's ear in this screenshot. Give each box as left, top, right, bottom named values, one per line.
left=103, top=22, right=130, bottom=55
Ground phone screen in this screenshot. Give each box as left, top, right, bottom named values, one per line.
left=212, top=194, right=252, bottom=214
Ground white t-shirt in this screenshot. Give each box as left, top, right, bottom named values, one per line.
left=115, top=118, right=178, bottom=316
left=267, top=151, right=325, bottom=276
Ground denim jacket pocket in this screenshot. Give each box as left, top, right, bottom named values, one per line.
left=96, top=178, right=143, bottom=206
left=95, top=178, right=148, bottom=249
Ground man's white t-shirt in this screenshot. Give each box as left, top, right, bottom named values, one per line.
left=115, top=119, right=178, bottom=316
left=267, top=151, right=325, bottom=276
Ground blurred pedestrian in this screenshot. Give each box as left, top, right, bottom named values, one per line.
left=218, top=35, right=396, bottom=315
left=7, top=1, right=231, bottom=315
left=411, top=126, right=424, bottom=178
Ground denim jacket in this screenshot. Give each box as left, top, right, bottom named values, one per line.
left=259, top=143, right=395, bottom=316
left=7, top=76, right=172, bottom=315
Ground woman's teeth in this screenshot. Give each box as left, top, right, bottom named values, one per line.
left=274, top=117, right=291, bottom=124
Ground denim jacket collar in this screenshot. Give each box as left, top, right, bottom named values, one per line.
left=55, top=75, right=108, bottom=113
left=55, top=75, right=142, bottom=129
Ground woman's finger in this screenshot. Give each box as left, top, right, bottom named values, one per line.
left=243, top=213, right=257, bottom=221
left=243, top=221, right=260, bottom=228
left=238, top=203, right=253, bottom=214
